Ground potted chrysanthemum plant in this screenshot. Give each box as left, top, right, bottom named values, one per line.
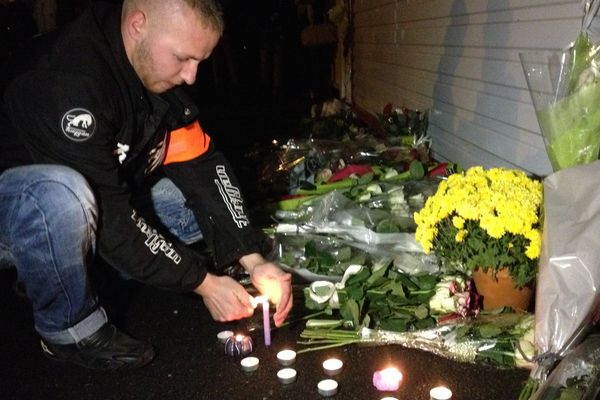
left=414, top=166, right=543, bottom=310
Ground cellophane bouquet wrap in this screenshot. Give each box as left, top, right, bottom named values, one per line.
left=528, top=334, right=600, bottom=400
left=520, top=34, right=600, bottom=172
left=519, top=161, right=600, bottom=399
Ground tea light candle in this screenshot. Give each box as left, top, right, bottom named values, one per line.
left=380, top=397, right=399, bottom=400
left=240, top=356, right=259, bottom=372
left=217, top=330, right=234, bottom=343
left=277, top=368, right=297, bottom=384
left=430, top=386, right=453, bottom=400
left=317, top=379, right=338, bottom=397
left=372, top=367, right=403, bottom=391
left=224, top=334, right=254, bottom=357
left=322, top=358, right=343, bottom=376
left=277, top=349, right=296, bottom=366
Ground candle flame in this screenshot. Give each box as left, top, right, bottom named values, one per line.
left=380, top=367, right=402, bottom=381
left=251, top=295, right=268, bottom=308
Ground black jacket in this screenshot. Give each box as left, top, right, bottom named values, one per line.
left=0, top=2, right=264, bottom=292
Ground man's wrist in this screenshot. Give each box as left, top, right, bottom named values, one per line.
left=194, top=272, right=215, bottom=296
left=238, top=253, right=265, bottom=274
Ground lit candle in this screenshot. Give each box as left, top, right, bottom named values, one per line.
left=224, top=334, right=253, bottom=357
left=430, top=386, right=453, bottom=400
left=372, top=367, right=403, bottom=391
left=322, top=358, right=343, bottom=376
left=277, top=368, right=297, bottom=384
left=317, top=379, right=338, bottom=397
left=277, top=350, right=296, bottom=366
left=253, top=296, right=271, bottom=346
left=240, top=356, right=259, bottom=372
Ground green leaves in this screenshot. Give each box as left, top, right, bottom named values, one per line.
left=409, top=159, right=425, bottom=179
left=294, top=238, right=368, bottom=276
left=340, top=299, right=360, bottom=328
left=567, top=32, right=593, bottom=95
left=433, top=218, right=538, bottom=287
left=304, top=259, right=440, bottom=333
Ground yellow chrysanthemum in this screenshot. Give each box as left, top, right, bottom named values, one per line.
left=413, top=166, right=543, bottom=286
left=452, top=216, right=465, bottom=229
left=455, top=229, right=467, bottom=242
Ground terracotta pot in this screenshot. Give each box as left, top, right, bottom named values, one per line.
left=472, top=267, right=534, bottom=311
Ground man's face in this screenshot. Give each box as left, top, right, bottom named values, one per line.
left=132, top=9, right=219, bottom=94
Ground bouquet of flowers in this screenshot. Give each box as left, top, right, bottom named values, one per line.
left=520, top=2, right=600, bottom=172
left=414, top=166, right=543, bottom=288
left=302, top=257, right=445, bottom=333
left=295, top=249, right=534, bottom=369
left=276, top=180, right=437, bottom=249
left=299, top=311, right=536, bottom=369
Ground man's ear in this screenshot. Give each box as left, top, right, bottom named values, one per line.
left=124, top=9, right=147, bottom=42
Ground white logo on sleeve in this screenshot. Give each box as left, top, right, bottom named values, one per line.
left=131, top=210, right=182, bottom=264
left=61, top=108, right=96, bottom=141
left=214, top=165, right=250, bottom=228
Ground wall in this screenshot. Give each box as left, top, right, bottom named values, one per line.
left=351, top=0, right=583, bottom=176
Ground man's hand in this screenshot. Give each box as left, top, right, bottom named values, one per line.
left=240, top=253, right=293, bottom=327
left=193, top=273, right=255, bottom=322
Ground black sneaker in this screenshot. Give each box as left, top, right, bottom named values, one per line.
left=40, top=323, right=155, bottom=370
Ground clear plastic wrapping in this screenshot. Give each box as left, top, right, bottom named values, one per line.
left=521, top=22, right=600, bottom=172
left=522, top=161, right=600, bottom=399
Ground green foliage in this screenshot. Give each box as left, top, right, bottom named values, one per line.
left=294, top=239, right=368, bottom=276
left=434, top=219, right=537, bottom=287
left=305, top=259, right=440, bottom=333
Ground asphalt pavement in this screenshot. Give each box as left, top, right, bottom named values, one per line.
left=0, top=269, right=530, bottom=400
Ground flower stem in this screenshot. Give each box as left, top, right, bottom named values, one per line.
left=273, top=310, right=329, bottom=329
left=296, top=340, right=362, bottom=354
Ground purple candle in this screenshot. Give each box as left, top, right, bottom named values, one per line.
left=254, top=296, right=271, bottom=346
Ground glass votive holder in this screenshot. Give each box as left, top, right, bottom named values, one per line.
left=372, top=367, right=403, bottom=391
left=225, top=334, right=254, bottom=357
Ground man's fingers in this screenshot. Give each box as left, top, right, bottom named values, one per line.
left=237, top=292, right=255, bottom=316
left=273, top=293, right=293, bottom=327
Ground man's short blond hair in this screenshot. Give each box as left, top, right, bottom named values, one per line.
left=122, top=0, right=224, bottom=36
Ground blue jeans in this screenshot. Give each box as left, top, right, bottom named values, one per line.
left=0, top=165, right=201, bottom=344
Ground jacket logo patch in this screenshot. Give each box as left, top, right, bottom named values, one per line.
left=61, top=108, right=96, bottom=141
